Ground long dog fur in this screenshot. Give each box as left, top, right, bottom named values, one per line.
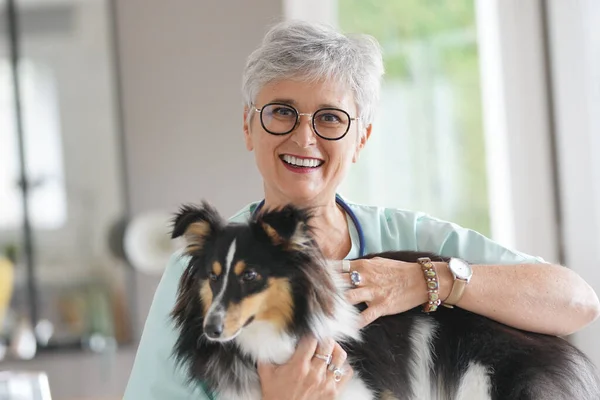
left=170, top=202, right=600, bottom=400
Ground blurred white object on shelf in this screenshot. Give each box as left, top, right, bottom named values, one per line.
left=0, top=371, right=52, bottom=400
left=123, top=211, right=178, bottom=274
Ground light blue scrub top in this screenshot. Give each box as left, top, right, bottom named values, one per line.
left=123, top=197, right=544, bottom=399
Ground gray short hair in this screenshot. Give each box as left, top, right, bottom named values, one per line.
left=242, top=20, right=385, bottom=126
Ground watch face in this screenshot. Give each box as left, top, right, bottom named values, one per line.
left=449, top=258, right=472, bottom=280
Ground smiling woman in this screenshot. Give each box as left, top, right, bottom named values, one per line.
left=243, top=79, right=370, bottom=215
left=124, top=19, right=600, bottom=400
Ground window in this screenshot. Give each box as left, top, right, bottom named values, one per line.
left=0, top=59, right=67, bottom=230
left=337, top=0, right=491, bottom=236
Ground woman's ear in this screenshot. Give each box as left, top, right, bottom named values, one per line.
left=243, top=107, right=254, bottom=151
left=353, top=123, right=372, bottom=163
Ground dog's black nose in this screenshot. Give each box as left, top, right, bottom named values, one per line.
left=205, top=322, right=224, bottom=338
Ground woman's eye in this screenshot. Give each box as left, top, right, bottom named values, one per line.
left=318, top=113, right=341, bottom=123
left=273, top=107, right=294, bottom=117
left=242, top=270, right=258, bottom=282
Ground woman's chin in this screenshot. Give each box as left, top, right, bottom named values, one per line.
left=276, top=186, right=333, bottom=205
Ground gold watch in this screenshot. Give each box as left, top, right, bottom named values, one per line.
left=442, top=258, right=472, bottom=308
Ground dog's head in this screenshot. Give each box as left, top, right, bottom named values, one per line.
left=170, top=201, right=338, bottom=343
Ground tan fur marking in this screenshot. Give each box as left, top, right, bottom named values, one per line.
left=233, top=261, right=246, bottom=276
left=255, top=278, right=294, bottom=329
left=184, top=221, right=211, bottom=254
left=212, top=261, right=222, bottom=276
left=262, top=222, right=284, bottom=245
left=221, top=278, right=293, bottom=335
left=380, top=390, right=399, bottom=400
left=262, top=221, right=311, bottom=251
left=199, top=280, right=213, bottom=316
left=223, top=303, right=243, bottom=337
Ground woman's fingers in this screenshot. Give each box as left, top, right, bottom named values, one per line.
left=359, top=304, right=386, bottom=327
left=311, top=338, right=336, bottom=373
left=326, top=343, right=353, bottom=396
left=336, top=362, right=354, bottom=388
left=257, top=360, right=274, bottom=377
left=327, top=343, right=348, bottom=381
left=345, top=287, right=374, bottom=305
left=291, top=334, right=319, bottom=365
left=258, top=335, right=354, bottom=400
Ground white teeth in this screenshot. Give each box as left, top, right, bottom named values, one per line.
left=282, top=155, right=323, bottom=168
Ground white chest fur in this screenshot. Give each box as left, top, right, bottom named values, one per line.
left=229, top=320, right=374, bottom=400
left=235, top=320, right=297, bottom=364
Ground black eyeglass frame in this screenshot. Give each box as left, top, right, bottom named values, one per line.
left=252, top=102, right=360, bottom=141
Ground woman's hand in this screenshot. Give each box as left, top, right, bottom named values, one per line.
left=258, top=335, right=353, bottom=400
left=343, top=257, right=445, bottom=328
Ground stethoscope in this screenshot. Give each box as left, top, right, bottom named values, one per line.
left=252, top=194, right=366, bottom=257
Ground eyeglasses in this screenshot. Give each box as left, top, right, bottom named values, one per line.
left=252, top=102, right=360, bottom=141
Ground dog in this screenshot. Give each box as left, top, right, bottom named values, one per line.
left=170, top=201, right=600, bottom=400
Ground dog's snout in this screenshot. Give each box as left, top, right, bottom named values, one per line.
left=205, top=322, right=224, bottom=338
left=204, top=316, right=224, bottom=339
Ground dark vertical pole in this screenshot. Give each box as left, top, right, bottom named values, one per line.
left=107, top=0, right=138, bottom=341
left=540, top=0, right=565, bottom=265
left=6, top=0, right=39, bottom=328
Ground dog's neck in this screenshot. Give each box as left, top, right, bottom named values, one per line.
left=235, top=320, right=297, bottom=365
left=309, top=270, right=363, bottom=342
left=234, top=272, right=362, bottom=365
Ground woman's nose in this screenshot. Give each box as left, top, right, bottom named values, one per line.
left=290, top=115, right=317, bottom=148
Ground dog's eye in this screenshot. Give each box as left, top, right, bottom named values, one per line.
left=209, top=272, right=219, bottom=281
left=242, top=270, right=258, bottom=282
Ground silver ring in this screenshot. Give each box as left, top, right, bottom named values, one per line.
left=313, top=353, right=332, bottom=364
left=350, top=270, right=362, bottom=287
left=342, top=260, right=351, bottom=273
left=332, top=367, right=343, bottom=382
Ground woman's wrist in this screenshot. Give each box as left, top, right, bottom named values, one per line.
left=432, top=262, right=453, bottom=303
left=413, top=260, right=456, bottom=311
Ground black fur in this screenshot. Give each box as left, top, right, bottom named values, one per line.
left=347, top=251, right=600, bottom=399
left=171, top=201, right=224, bottom=239
left=170, top=204, right=335, bottom=397
left=170, top=202, right=600, bottom=400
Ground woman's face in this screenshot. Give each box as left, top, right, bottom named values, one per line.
left=243, top=79, right=371, bottom=206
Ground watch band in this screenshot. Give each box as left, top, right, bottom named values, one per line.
left=442, top=277, right=468, bottom=308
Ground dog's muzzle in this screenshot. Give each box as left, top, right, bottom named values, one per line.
left=204, top=314, right=225, bottom=339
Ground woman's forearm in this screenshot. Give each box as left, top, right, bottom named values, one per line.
left=434, top=262, right=600, bottom=337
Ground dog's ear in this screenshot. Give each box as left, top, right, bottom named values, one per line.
left=257, top=205, right=314, bottom=249
left=171, top=201, right=223, bottom=255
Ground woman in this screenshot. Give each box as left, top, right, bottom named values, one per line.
left=124, top=20, right=599, bottom=399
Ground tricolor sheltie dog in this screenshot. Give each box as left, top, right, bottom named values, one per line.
left=170, top=202, right=600, bottom=400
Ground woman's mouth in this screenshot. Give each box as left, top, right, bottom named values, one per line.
left=280, top=154, right=325, bottom=169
